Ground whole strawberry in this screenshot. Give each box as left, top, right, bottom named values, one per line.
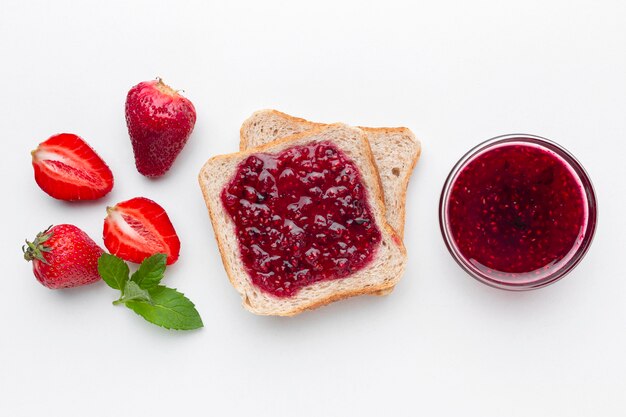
left=23, top=225, right=104, bottom=289
left=125, top=78, right=196, bottom=177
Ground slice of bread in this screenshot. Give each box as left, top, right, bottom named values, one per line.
left=199, top=124, right=407, bottom=316
left=240, top=110, right=422, bottom=239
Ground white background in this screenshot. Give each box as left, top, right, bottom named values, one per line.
left=1, top=1, right=625, bottom=416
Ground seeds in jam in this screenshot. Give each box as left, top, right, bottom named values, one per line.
left=221, top=142, right=381, bottom=297
left=447, top=143, right=586, bottom=279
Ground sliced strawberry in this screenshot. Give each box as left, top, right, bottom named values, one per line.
left=32, top=133, right=114, bottom=201
left=103, top=197, right=180, bottom=265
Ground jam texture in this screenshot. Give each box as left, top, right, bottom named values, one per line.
left=221, top=142, right=382, bottom=297
left=447, top=143, right=586, bottom=277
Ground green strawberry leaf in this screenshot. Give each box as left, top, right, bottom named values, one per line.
left=98, top=253, right=129, bottom=290
left=131, top=253, right=167, bottom=289
left=125, top=286, right=203, bottom=330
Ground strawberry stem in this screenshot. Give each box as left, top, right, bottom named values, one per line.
left=22, top=226, right=53, bottom=264
left=154, top=77, right=178, bottom=97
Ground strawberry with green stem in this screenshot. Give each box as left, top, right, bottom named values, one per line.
left=23, top=224, right=104, bottom=289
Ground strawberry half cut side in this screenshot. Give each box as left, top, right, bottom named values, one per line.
left=103, top=197, right=180, bottom=265
left=32, top=133, right=114, bottom=201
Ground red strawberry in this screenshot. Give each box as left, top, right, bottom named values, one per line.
left=103, top=197, right=180, bottom=265
left=125, top=78, right=196, bottom=177
left=31, top=133, right=114, bottom=201
left=23, top=225, right=104, bottom=289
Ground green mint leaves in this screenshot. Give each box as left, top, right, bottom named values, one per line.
left=97, top=253, right=203, bottom=331
left=126, top=286, right=204, bottom=330
left=98, top=253, right=129, bottom=290
left=131, top=253, right=166, bottom=289
left=114, top=281, right=151, bottom=305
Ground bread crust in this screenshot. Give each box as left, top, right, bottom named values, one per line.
left=239, top=110, right=421, bottom=239
left=200, top=124, right=406, bottom=316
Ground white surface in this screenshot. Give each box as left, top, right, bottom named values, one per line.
left=1, top=1, right=625, bottom=416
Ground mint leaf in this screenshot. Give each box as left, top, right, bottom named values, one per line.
left=114, top=281, right=152, bottom=305
left=125, top=286, right=203, bottom=330
left=98, top=253, right=129, bottom=290
left=131, top=253, right=167, bottom=289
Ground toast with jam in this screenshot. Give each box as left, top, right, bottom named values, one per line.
left=199, top=124, right=407, bottom=316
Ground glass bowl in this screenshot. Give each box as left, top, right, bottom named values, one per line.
left=439, top=134, right=598, bottom=290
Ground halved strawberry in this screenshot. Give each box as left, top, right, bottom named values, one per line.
left=103, top=197, right=180, bottom=265
left=32, top=133, right=114, bottom=201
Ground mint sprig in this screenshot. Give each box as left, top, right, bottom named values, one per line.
left=97, top=253, right=203, bottom=331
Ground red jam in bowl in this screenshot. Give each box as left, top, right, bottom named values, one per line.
left=440, top=135, right=597, bottom=290
left=221, top=141, right=382, bottom=297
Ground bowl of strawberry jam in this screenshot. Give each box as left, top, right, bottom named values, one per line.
left=439, top=134, right=597, bottom=290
